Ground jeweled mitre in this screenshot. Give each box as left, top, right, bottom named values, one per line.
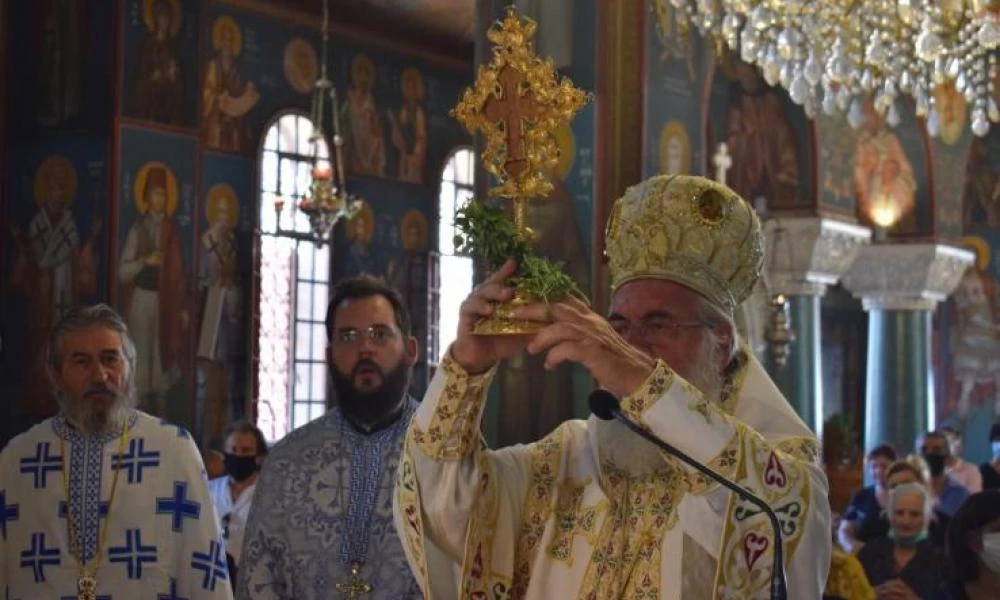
left=604, top=174, right=764, bottom=315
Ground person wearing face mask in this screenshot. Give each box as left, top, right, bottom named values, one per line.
left=237, top=276, right=450, bottom=599
left=857, top=482, right=946, bottom=599
left=918, top=431, right=971, bottom=547
left=207, top=420, right=267, bottom=576
left=977, top=423, right=1000, bottom=491
left=936, top=490, right=1000, bottom=599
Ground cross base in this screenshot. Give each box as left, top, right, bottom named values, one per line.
left=335, top=562, right=372, bottom=599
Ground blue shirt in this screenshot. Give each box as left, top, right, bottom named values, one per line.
left=936, top=477, right=970, bottom=517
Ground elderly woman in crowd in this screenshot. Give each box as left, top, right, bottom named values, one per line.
left=857, top=482, right=946, bottom=599
left=936, top=491, right=1000, bottom=599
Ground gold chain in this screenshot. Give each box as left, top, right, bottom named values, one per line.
left=59, top=419, right=129, bottom=580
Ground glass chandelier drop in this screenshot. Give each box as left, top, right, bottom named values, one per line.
left=656, top=0, right=1000, bottom=137
left=274, top=0, right=359, bottom=246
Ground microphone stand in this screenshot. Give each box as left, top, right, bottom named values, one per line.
left=597, top=396, right=788, bottom=600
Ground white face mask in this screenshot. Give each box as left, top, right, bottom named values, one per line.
left=981, top=532, right=1000, bottom=574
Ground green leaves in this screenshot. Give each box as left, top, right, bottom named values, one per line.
left=453, top=201, right=587, bottom=304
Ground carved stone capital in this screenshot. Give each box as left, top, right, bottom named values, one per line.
left=763, top=217, right=872, bottom=297
left=841, top=243, right=975, bottom=311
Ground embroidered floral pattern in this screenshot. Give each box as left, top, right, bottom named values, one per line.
left=394, top=433, right=431, bottom=598
left=621, top=361, right=674, bottom=422
left=509, top=426, right=565, bottom=598
left=546, top=477, right=606, bottom=566
left=461, top=451, right=502, bottom=600
left=714, top=423, right=814, bottom=598
left=577, top=462, right=688, bottom=599
left=411, top=355, right=494, bottom=460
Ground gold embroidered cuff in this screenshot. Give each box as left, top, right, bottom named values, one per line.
left=620, top=359, right=675, bottom=422
left=412, top=352, right=496, bottom=460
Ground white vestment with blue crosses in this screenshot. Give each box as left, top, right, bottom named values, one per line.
left=0, top=410, right=234, bottom=600
left=237, top=399, right=443, bottom=599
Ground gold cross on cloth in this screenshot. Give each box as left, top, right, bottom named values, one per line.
left=335, top=562, right=372, bottom=598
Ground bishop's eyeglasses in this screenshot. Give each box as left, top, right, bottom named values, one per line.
left=334, top=324, right=400, bottom=346
left=608, top=315, right=709, bottom=345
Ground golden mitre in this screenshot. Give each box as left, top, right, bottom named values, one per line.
left=604, top=174, right=764, bottom=315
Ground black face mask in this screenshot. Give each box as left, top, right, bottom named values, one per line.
left=923, top=452, right=947, bottom=477
left=224, top=453, right=258, bottom=482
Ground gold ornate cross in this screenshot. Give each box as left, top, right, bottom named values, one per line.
left=334, top=562, right=372, bottom=599
left=451, top=6, right=589, bottom=234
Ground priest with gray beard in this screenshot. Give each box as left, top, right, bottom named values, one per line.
left=0, top=304, right=232, bottom=600
left=238, top=276, right=455, bottom=599
left=394, top=174, right=832, bottom=599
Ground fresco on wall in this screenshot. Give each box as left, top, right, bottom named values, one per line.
left=336, top=48, right=469, bottom=184
left=196, top=152, right=254, bottom=449
left=117, top=126, right=197, bottom=427
left=938, top=230, right=1000, bottom=464
left=3, top=140, right=108, bottom=422
left=818, top=113, right=859, bottom=216
left=963, top=131, right=1000, bottom=227
left=706, top=50, right=813, bottom=211
left=123, top=0, right=199, bottom=128
left=937, top=122, right=1000, bottom=465
left=200, top=14, right=261, bottom=152
left=5, top=0, right=114, bottom=132
left=643, top=6, right=709, bottom=180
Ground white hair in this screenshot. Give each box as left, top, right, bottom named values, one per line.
left=887, top=482, right=933, bottom=523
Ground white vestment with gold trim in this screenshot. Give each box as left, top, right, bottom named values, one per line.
left=393, top=345, right=831, bottom=599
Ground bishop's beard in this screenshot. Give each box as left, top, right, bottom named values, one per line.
left=598, top=330, right=727, bottom=476
left=58, top=381, right=135, bottom=437
left=332, top=357, right=411, bottom=432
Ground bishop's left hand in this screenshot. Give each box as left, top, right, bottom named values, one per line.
left=513, top=296, right=656, bottom=399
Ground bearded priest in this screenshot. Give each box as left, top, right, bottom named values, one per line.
left=393, top=175, right=832, bottom=599
left=0, top=304, right=232, bottom=600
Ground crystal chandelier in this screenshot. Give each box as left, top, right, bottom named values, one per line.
left=274, top=0, right=360, bottom=246
left=656, top=0, right=1000, bottom=137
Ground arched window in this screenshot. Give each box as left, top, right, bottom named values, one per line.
left=432, top=147, right=476, bottom=365
left=255, top=112, right=331, bottom=443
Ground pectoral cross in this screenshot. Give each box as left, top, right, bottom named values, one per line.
left=713, top=142, right=732, bottom=187
left=483, top=65, right=545, bottom=235
left=77, top=574, right=98, bottom=600
left=335, top=562, right=372, bottom=599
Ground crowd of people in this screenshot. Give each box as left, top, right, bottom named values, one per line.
left=827, top=427, right=1000, bottom=599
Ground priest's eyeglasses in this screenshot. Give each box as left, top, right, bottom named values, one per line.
left=609, top=316, right=708, bottom=345
left=335, top=324, right=399, bottom=346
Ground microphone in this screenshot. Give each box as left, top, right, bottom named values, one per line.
left=588, top=389, right=788, bottom=600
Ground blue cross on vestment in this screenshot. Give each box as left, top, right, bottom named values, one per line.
left=108, top=529, right=158, bottom=579
left=19, top=442, right=62, bottom=489
left=158, top=578, right=188, bottom=600
left=19, top=533, right=61, bottom=583
left=59, top=500, right=109, bottom=520
left=156, top=482, right=201, bottom=532
left=0, top=491, right=19, bottom=540
left=191, top=540, right=228, bottom=591
left=112, top=438, right=161, bottom=484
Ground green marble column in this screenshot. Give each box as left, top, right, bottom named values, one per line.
left=771, top=294, right=822, bottom=433
left=864, top=309, right=933, bottom=456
